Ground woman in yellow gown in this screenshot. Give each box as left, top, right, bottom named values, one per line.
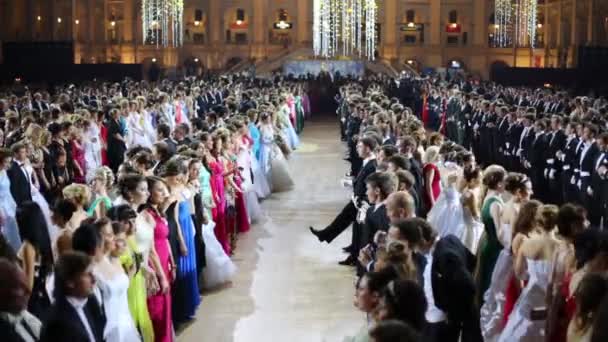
left=112, top=204, right=155, bottom=342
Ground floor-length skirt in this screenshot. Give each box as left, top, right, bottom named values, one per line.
left=251, top=155, right=271, bottom=199
left=126, top=271, right=155, bottom=341
left=32, top=190, right=56, bottom=243
left=480, top=248, right=514, bottom=342
left=212, top=200, right=230, bottom=255
left=269, top=146, right=294, bottom=193
left=173, top=202, right=200, bottom=324
left=235, top=178, right=250, bottom=233
left=244, top=190, right=263, bottom=224
left=147, top=248, right=173, bottom=342
left=0, top=204, right=20, bottom=252
left=201, top=221, right=236, bottom=289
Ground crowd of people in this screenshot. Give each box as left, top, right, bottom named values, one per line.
left=2, top=68, right=608, bottom=342
left=309, top=72, right=608, bottom=342
left=0, top=75, right=310, bottom=342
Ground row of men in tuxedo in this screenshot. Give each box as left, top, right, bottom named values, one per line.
left=444, top=98, right=608, bottom=228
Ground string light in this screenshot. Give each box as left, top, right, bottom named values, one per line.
left=313, top=0, right=377, bottom=60
left=142, top=0, right=184, bottom=48
left=494, top=0, right=512, bottom=47
left=514, top=0, right=537, bottom=47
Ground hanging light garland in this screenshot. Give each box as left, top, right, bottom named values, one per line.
left=313, top=0, right=377, bottom=60
left=494, top=0, right=513, bottom=47
left=514, top=0, right=537, bottom=47
left=142, top=0, right=184, bottom=48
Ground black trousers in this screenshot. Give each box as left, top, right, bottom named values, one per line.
left=317, top=201, right=357, bottom=244
left=426, top=316, right=482, bottom=342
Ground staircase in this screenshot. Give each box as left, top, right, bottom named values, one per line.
left=254, top=47, right=314, bottom=77
left=391, top=60, right=420, bottom=77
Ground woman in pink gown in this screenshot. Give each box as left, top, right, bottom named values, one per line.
left=145, top=177, right=175, bottom=342
left=210, top=135, right=229, bottom=255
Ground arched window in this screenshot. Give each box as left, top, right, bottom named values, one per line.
left=449, top=10, right=458, bottom=24
left=406, top=10, right=415, bottom=23
left=236, top=8, right=245, bottom=22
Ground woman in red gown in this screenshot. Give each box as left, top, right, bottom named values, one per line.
left=422, top=146, right=441, bottom=216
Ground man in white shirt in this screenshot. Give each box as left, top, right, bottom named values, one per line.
left=0, top=259, right=42, bottom=342
left=40, top=252, right=105, bottom=342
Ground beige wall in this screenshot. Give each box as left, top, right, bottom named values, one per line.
left=1, top=0, right=607, bottom=76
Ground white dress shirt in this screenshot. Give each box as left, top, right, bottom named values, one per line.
left=423, top=248, right=446, bottom=323
left=66, top=296, right=96, bottom=342
left=0, top=310, right=41, bottom=342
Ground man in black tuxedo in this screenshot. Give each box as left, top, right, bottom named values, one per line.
left=310, top=136, right=377, bottom=264
left=577, top=124, right=600, bottom=226
left=560, top=121, right=581, bottom=204
left=40, top=251, right=106, bottom=342
left=431, top=234, right=482, bottom=342
left=31, top=93, right=48, bottom=113
left=6, top=143, right=32, bottom=207
left=0, top=259, right=42, bottom=342
left=544, top=115, right=567, bottom=205
left=590, top=132, right=608, bottom=229
left=398, top=136, right=424, bottom=214
left=525, top=119, right=549, bottom=202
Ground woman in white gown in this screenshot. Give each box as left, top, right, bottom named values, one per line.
left=84, top=119, right=103, bottom=184
left=0, top=150, right=20, bottom=251
left=427, top=166, right=483, bottom=252
left=480, top=173, right=533, bottom=342
left=92, top=219, right=141, bottom=342
left=24, top=158, right=55, bottom=242
left=235, top=124, right=263, bottom=223
left=498, top=204, right=560, bottom=342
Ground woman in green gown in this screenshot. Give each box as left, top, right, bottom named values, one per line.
left=476, top=165, right=507, bottom=306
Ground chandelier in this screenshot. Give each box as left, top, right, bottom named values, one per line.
left=313, top=0, right=378, bottom=60
left=142, top=0, right=184, bottom=47
left=515, top=0, right=537, bottom=47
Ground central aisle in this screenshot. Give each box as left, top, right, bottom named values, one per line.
left=179, top=118, right=363, bottom=342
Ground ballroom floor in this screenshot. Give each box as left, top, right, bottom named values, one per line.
left=178, top=117, right=364, bottom=342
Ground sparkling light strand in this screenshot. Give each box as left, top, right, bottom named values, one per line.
left=312, top=0, right=377, bottom=60
left=142, top=0, right=183, bottom=48
left=494, top=0, right=513, bottom=47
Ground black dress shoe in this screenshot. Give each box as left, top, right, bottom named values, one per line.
left=338, top=256, right=357, bottom=266
left=309, top=226, right=323, bottom=242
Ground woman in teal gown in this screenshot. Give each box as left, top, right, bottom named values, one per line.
left=476, top=165, right=507, bottom=306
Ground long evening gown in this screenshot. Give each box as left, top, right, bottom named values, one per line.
left=210, top=159, right=229, bottom=255
left=232, top=159, right=251, bottom=233
left=477, top=196, right=504, bottom=306
left=173, top=192, right=200, bottom=324
left=95, top=267, right=142, bottom=342
left=0, top=170, right=21, bottom=251
left=480, top=224, right=514, bottom=342
left=84, top=123, right=102, bottom=183
left=498, top=259, right=552, bottom=342
left=120, top=234, right=155, bottom=342
left=71, top=139, right=86, bottom=183
left=25, top=164, right=55, bottom=242
left=146, top=209, right=173, bottom=342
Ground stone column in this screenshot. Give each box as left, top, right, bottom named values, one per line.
left=587, top=0, right=594, bottom=44
left=556, top=0, right=563, bottom=47
left=570, top=0, right=578, bottom=46
left=471, top=0, right=488, bottom=78
left=382, top=0, right=397, bottom=60
left=123, top=0, right=133, bottom=43
left=252, top=0, right=267, bottom=59
left=429, top=0, right=441, bottom=46
left=296, top=0, right=309, bottom=45
left=208, top=0, right=221, bottom=45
